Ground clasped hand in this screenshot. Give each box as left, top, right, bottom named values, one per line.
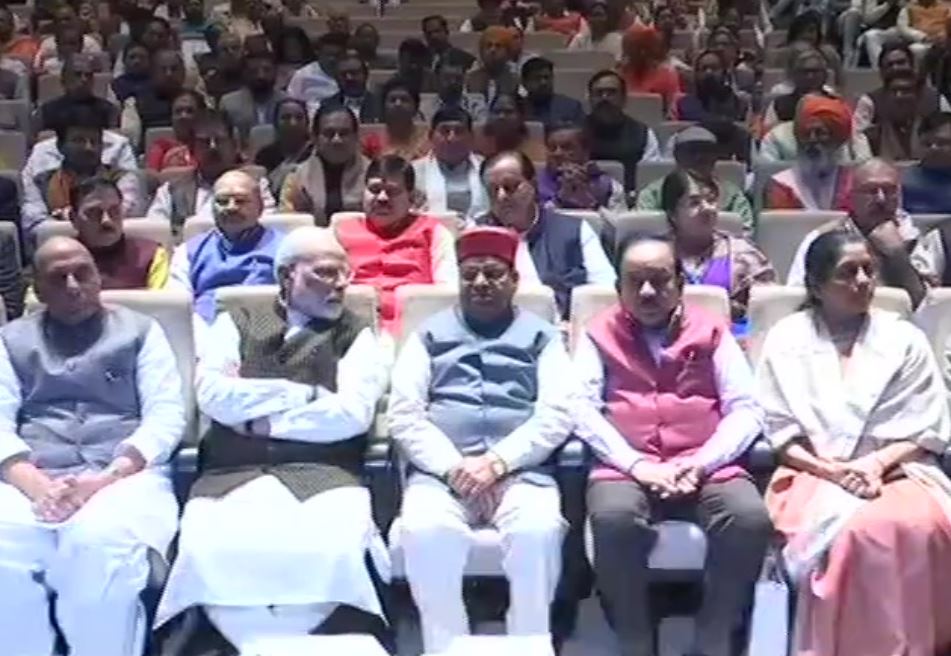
left=31, top=471, right=114, bottom=523
left=447, top=455, right=501, bottom=499
left=630, top=461, right=703, bottom=499
left=827, top=455, right=884, bottom=499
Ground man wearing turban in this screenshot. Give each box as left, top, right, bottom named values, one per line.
left=464, top=26, right=520, bottom=102
left=388, top=226, right=573, bottom=653
left=761, top=92, right=873, bottom=163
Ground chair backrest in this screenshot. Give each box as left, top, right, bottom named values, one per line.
left=35, top=217, right=174, bottom=248
left=395, top=283, right=558, bottom=347
left=752, top=159, right=794, bottom=212
left=756, top=210, right=846, bottom=281
left=569, top=283, right=729, bottom=349
left=36, top=72, right=111, bottom=103
left=916, top=288, right=951, bottom=364
left=635, top=159, right=676, bottom=189
left=182, top=213, right=314, bottom=241
left=746, top=285, right=912, bottom=364
left=144, top=126, right=175, bottom=155
left=653, top=121, right=695, bottom=149
left=595, top=160, right=625, bottom=186
left=625, top=93, right=665, bottom=127
left=249, top=123, right=276, bottom=157
left=911, top=213, right=951, bottom=234
left=715, top=160, right=747, bottom=192
left=546, top=49, right=616, bottom=71
left=0, top=99, right=29, bottom=133
left=612, top=210, right=745, bottom=249
left=553, top=69, right=595, bottom=102
left=842, top=68, right=880, bottom=101
left=214, top=283, right=380, bottom=331
left=0, top=130, right=26, bottom=170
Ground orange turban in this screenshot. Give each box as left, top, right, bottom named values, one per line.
left=481, top=26, right=518, bottom=48
left=622, top=23, right=663, bottom=56
left=795, top=94, right=853, bottom=143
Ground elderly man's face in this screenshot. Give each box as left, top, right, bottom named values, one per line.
left=485, top=155, right=537, bottom=230
left=72, top=186, right=124, bottom=249
left=851, top=164, right=900, bottom=232
left=64, top=56, right=95, bottom=97
left=546, top=127, right=586, bottom=169
left=619, top=240, right=681, bottom=329
left=459, top=254, right=518, bottom=325
left=283, top=252, right=351, bottom=319
left=797, top=118, right=842, bottom=170
left=212, top=173, right=262, bottom=238
left=35, top=241, right=102, bottom=325
left=480, top=34, right=510, bottom=70
left=791, top=54, right=827, bottom=94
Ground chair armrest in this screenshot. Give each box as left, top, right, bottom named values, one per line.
left=745, top=436, right=777, bottom=475
left=171, top=446, right=199, bottom=506
left=555, top=436, right=591, bottom=469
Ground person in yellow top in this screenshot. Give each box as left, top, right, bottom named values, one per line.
left=58, top=175, right=169, bottom=290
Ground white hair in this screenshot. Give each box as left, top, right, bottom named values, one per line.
left=274, top=226, right=347, bottom=274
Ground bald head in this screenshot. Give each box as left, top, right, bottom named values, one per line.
left=278, top=227, right=351, bottom=320
left=34, top=237, right=102, bottom=325
left=851, top=157, right=901, bottom=231
left=212, top=170, right=264, bottom=239
left=619, top=237, right=682, bottom=329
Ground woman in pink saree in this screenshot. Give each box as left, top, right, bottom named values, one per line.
left=757, top=229, right=951, bottom=656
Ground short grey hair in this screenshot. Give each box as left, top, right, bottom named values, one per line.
left=274, top=226, right=347, bottom=275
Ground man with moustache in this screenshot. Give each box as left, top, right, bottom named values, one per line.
left=157, top=226, right=391, bottom=653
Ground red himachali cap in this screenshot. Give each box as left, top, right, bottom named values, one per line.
left=457, top=227, right=520, bottom=267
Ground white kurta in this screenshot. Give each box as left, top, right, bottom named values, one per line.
left=155, top=312, right=390, bottom=639
left=0, top=317, right=185, bottom=656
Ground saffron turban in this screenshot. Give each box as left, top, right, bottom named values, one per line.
left=457, top=227, right=519, bottom=267
left=795, top=94, right=853, bottom=143
left=481, top=26, right=518, bottom=48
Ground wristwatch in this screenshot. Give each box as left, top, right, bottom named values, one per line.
left=489, top=453, right=508, bottom=478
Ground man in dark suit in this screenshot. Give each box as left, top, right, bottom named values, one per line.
left=324, top=50, right=381, bottom=122
left=36, top=53, right=118, bottom=134
left=422, top=15, right=476, bottom=73
left=219, top=50, right=287, bottom=142
left=521, top=57, right=585, bottom=127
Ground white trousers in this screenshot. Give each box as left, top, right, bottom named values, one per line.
left=0, top=470, right=177, bottom=656
left=205, top=603, right=336, bottom=652
left=399, top=478, right=566, bottom=654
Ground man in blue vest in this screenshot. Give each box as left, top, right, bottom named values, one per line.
left=168, top=169, right=284, bottom=330
left=0, top=236, right=184, bottom=656
left=388, top=226, right=573, bottom=653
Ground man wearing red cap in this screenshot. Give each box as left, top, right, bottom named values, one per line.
left=388, top=226, right=573, bottom=653
left=765, top=94, right=865, bottom=212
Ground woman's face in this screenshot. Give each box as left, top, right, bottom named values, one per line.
left=125, top=45, right=150, bottom=76
left=816, top=242, right=876, bottom=318
left=276, top=102, right=308, bottom=143
left=171, top=94, right=199, bottom=139
left=670, top=179, right=718, bottom=243
left=881, top=49, right=913, bottom=79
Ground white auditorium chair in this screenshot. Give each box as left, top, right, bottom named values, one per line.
left=0, top=99, right=30, bottom=134
left=36, top=72, right=111, bottom=103
left=756, top=210, right=845, bottom=281
left=569, top=284, right=730, bottom=575
left=625, top=93, right=665, bottom=127
left=912, top=214, right=951, bottom=234
left=553, top=69, right=595, bottom=102
left=0, top=130, right=26, bottom=169
left=914, top=288, right=951, bottom=363
left=438, top=635, right=555, bottom=656
left=243, top=634, right=390, bottom=656
left=34, top=217, right=174, bottom=248
left=545, top=49, right=615, bottom=71
left=181, top=212, right=313, bottom=241
left=595, top=160, right=625, bottom=186
left=653, top=121, right=696, bottom=149
left=746, top=285, right=912, bottom=365
left=635, top=160, right=676, bottom=188
left=611, top=210, right=745, bottom=250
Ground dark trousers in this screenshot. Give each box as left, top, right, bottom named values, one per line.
left=588, top=477, right=771, bottom=656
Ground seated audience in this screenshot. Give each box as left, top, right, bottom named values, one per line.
left=124, top=48, right=186, bottom=150
left=762, top=47, right=835, bottom=134
left=421, top=53, right=488, bottom=124
left=672, top=49, right=749, bottom=123
left=24, top=107, right=144, bottom=240
left=422, top=14, right=476, bottom=72
left=255, top=98, right=312, bottom=199
left=539, top=122, right=627, bottom=211
left=169, top=169, right=282, bottom=322
left=156, top=225, right=391, bottom=652
left=37, top=53, right=118, bottom=134
left=567, top=0, right=624, bottom=61
left=34, top=20, right=98, bottom=76
left=478, top=91, right=546, bottom=161
left=148, top=110, right=276, bottom=232
left=274, top=25, right=313, bottom=84
left=784, top=10, right=843, bottom=82
left=576, top=235, right=769, bottom=656
left=787, top=159, right=925, bottom=309
left=535, top=0, right=586, bottom=38
left=637, top=127, right=754, bottom=234
left=324, top=7, right=351, bottom=38
left=586, top=70, right=661, bottom=193
left=145, top=90, right=204, bottom=172
left=287, top=33, right=345, bottom=108
left=413, top=107, right=490, bottom=221
left=465, top=27, right=520, bottom=101
left=360, top=79, right=429, bottom=162
left=660, top=170, right=774, bottom=328
left=219, top=50, right=286, bottom=143
left=521, top=57, right=586, bottom=127
left=351, top=23, right=397, bottom=70
left=0, top=236, right=183, bottom=656
left=844, top=0, right=904, bottom=67
left=326, top=50, right=381, bottom=123
left=854, top=43, right=948, bottom=132
left=0, top=4, right=37, bottom=63
left=618, top=23, right=682, bottom=111
left=111, top=41, right=151, bottom=104
left=897, top=0, right=951, bottom=60
left=387, top=225, right=571, bottom=654
left=203, top=31, right=245, bottom=100
left=758, top=228, right=951, bottom=656
left=280, top=102, right=370, bottom=225
left=395, top=38, right=438, bottom=94
left=760, top=94, right=872, bottom=163
left=335, top=156, right=458, bottom=332
left=67, top=175, right=169, bottom=289
left=476, top=151, right=616, bottom=317
left=460, top=0, right=533, bottom=32
left=864, top=70, right=934, bottom=160
left=901, top=111, right=951, bottom=214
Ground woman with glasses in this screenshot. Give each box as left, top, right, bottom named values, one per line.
left=334, top=155, right=458, bottom=334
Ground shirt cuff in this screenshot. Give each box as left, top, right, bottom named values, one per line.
left=0, top=435, right=30, bottom=469
left=117, top=431, right=167, bottom=467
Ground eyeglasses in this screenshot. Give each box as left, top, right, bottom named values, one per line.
left=306, top=266, right=354, bottom=285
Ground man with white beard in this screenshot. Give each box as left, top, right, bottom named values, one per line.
left=156, top=226, right=391, bottom=653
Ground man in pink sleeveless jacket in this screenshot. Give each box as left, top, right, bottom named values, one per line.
left=574, top=236, right=770, bottom=656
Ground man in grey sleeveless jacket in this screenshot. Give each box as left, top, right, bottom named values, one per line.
left=156, top=227, right=390, bottom=653
left=388, top=226, right=573, bottom=653
left=0, top=236, right=184, bottom=656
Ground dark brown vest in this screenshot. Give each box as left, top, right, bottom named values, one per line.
left=189, top=299, right=370, bottom=501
